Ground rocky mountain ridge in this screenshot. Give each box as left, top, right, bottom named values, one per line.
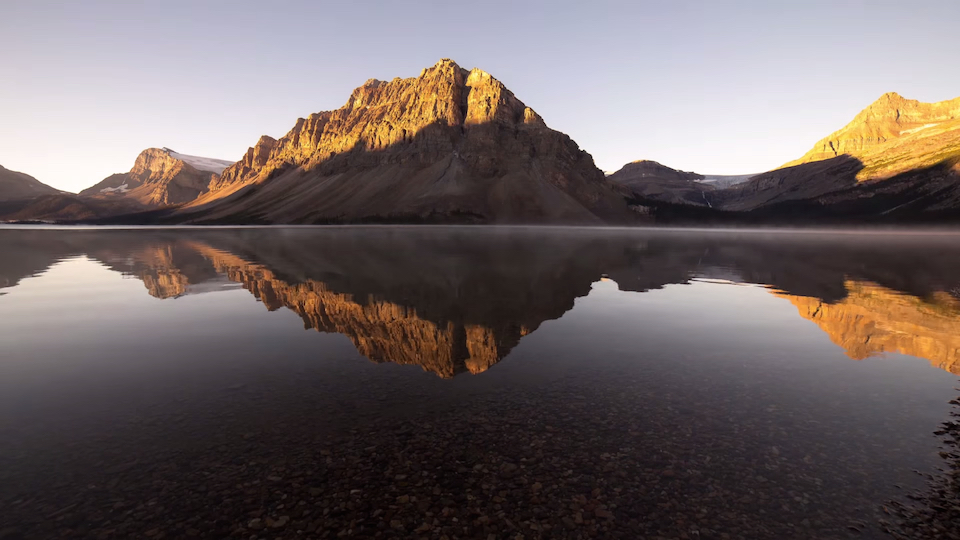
left=783, top=92, right=960, bottom=172
left=177, top=58, right=633, bottom=224
left=80, top=147, right=231, bottom=206
left=6, top=79, right=960, bottom=224
left=614, top=92, right=960, bottom=221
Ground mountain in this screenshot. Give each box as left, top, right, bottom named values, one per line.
left=0, top=166, right=136, bottom=223
left=80, top=148, right=233, bottom=206
left=709, top=93, right=960, bottom=218
left=616, top=92, right=960, bottom=222
left=0, top=165, right=60, bottom=201
left=607, top=160, right=712, bottom=206
left=173, top=59, right=633, bottom=224
left=783, top=92, right=960, bottom=174
left=607, top=161, right=756, bottom=209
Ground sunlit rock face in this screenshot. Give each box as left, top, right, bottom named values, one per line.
left=184, top=59, right=632, bottom=224
left=778, top=281, right=960, bottom=374
left=210, top=136, right=277, bottom=191
left=80, top=148, right=232, bottom=206
left=785, top=93, right=960, bottom=171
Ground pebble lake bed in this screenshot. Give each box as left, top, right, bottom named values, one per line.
left=0, top=226, right=959, bottom=539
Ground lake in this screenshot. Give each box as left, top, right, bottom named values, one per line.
left=1, top=226, right=958, bottom=539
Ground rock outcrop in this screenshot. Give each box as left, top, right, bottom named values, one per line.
left=181, top=59, right=633, bottom=224
left=0, top=165, right=60, bottom=202
left=210, top=136, right=277, bottom=191
left=81, top=148, right=233, bottom=206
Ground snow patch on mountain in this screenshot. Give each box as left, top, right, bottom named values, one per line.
left=697, top=174, right=756, bottom=188
left=100, top=183, right=130, bottom=193
left=162, top=148, right=234, bottom=174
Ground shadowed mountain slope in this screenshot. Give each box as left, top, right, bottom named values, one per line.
left=607, top=160, right=712, bottom=207
left=0, top=165, right=60, bottom=202
left=0, top=193, right=146, bottom=223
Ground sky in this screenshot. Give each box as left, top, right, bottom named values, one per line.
left=2, top=0, right=959, bottom=192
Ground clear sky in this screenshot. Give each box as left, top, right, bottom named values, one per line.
left=3, top=0, right=959, bottom=192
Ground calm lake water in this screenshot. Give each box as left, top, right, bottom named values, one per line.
left=1, top=226, right=958, bottom=539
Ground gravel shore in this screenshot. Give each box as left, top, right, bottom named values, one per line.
left=885, top=388, right=960, bottom=539
left=1, top=368, right=946, bottom=540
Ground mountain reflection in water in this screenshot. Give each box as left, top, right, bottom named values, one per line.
left=2, top=227, right=960, bottom=377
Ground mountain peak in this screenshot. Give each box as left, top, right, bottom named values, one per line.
left=418, top=58, right=467, bottom=79
left=878, top=91, right=905, bottom=102
left=79, top=147, right=232, bottom=205
left=179, top=60, right=633, bottom=224
left=784, top=92, right=960, bottom=170
left=435, top=57, right=460, bottom=68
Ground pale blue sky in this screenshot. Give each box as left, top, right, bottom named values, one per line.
left=2, top=0, right=958, bottom=192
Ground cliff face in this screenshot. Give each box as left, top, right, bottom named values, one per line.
left=80, top=148, right=233, bottom=206
left=210, top=136, right=277, bottom=191
left=778, top=281, right=960, bottom=375
left=182, top=59, right=633, bottom=224
left=0, top=165, right=60, bottom=202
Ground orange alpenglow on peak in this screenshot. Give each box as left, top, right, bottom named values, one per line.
left=80, top=147, right=234, bottom=206
left=782, top=92, right=960, bottom=179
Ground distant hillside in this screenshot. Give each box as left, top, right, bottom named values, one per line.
left=0, top=165, right=60, bottom=201
left=607, top=160, right=711, bottom=207
left=0, top=194, right=145, bottom=223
